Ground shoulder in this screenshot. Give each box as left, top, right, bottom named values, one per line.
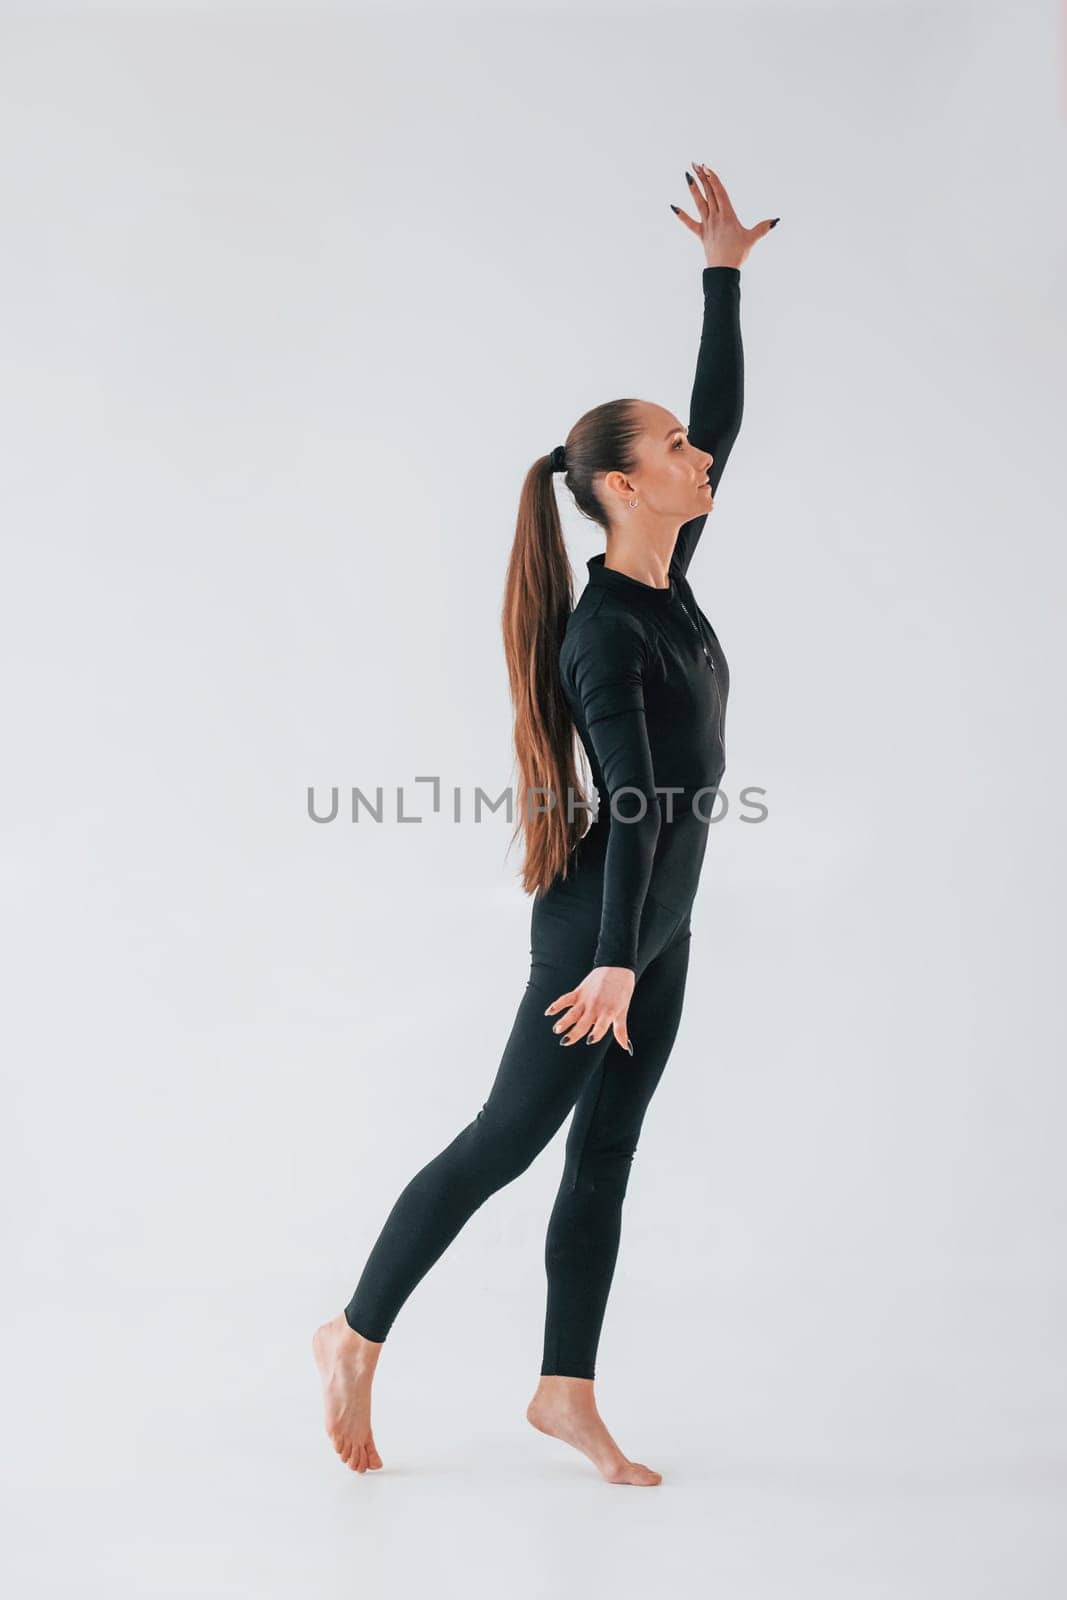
left=561, top=592, right=650, bottom=683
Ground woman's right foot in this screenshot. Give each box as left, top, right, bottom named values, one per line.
left=527, top=1377, right=663, bottom=1486
left=312, top=1313, right=384, bottom=1472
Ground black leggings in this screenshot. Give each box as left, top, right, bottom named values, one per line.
left=344, top=873, right=693, bottom=1379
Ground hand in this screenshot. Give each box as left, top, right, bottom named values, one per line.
left=545, top=966, right=636, bottom=1054
left=673, top=161, right=778, bottom=269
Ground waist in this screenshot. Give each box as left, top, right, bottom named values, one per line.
left=564, top=808, right=711, bottom=906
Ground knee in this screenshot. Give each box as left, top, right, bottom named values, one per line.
left=570, top=1144, right=638, bottom=1199
left=463, top=1104, right=544, bottom=1190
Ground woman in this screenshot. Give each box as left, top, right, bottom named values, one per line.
left=314, top=163, right=778, bottom=1487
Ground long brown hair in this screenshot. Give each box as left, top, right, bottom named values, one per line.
left=502, top=398, right=645, bottom=895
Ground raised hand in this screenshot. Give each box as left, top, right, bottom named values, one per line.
left=672, top=161, right=778, bottom=269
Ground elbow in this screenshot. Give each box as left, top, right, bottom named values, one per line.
left=608, top=787, right=662, bottom=832
left=610, top=789, right=662, bottom=864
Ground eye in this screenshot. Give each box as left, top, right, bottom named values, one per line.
left=673, top=436, right=685, bottom=449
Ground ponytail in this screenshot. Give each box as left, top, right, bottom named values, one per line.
left=501, top=401, right=643, bottom=895
left=502, top=451, right=587, bottom=894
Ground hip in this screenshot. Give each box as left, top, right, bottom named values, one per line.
left=551, top=812, right=709, bottom=920
left=529, top=862, right=692, bottom=985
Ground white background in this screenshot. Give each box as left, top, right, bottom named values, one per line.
left=3, top=1, right=1065, bottom=1594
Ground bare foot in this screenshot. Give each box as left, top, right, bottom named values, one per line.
left=312, top=1313, right=384, bottom=1472
left=526, top=1377, right=662, bottom=1486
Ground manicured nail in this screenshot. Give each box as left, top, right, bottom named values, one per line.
left=670, top=203, right=680, bottom=214
left=770, top=217, right=780, bottom=228
left=586, top=1035, right=596, bottom=1046
left=685, top=171, right=694, bottom=185
left=559, top=1037, right=570, bottom=1047
left=626, top=1041, right=634, bottom=1057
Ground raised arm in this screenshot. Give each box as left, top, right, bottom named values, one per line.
left=671, top=265, right=744, bottom=579
left=569, top=614, right=661, bottom=971
left=669, top=161, right=778, bottom=578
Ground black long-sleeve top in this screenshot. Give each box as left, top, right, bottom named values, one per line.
left=558, top=266, right=743, bottom=969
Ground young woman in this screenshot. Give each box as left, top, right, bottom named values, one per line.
left=314, top=163, right=778, bottom=1487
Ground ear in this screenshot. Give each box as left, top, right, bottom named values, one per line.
left=602, top=468, right=636, bottom=500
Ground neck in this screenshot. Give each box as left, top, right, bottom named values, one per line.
left=602, top=525, right=678, bottom=592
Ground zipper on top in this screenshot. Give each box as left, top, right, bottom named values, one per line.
left=675, top=590, right=714, bottom=671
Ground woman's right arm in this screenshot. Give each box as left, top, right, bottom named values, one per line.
left=669, top=163, right=778, bottom=576
left=670, top=265, right=744, bottom=579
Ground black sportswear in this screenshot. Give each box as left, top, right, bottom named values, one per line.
left=344, top=266, right=744, bottom=1378
left=559, top=264, right=742, bottom=968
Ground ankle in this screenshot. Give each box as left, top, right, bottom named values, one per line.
left=335, top=1314, right=383, bottom=1367
left=535, top=1374, right=595, bottom=1402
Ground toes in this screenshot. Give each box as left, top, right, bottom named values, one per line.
left=328, top=1425, right=380, bottom=1472
left=606, top=1459, right=662, bottom=1486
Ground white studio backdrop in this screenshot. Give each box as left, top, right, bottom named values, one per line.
left=2, top=3, right=1065, bottom=1597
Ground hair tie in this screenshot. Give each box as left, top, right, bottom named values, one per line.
left=549, top=444, right=567, bottom=473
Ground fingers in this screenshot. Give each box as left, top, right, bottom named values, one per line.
left=546, top=993, right=605, bottom=1048
left=544, top=983, right=632, bottom=1049
left=746, top=217, right=779, bottom=243
left=545, top=990, right=578, bottom=1017
left=549, top=1004, right=630, bottom=1051
left=671, top=203, right=703, bottom=237
left=698, top=164, right=736, bottom=220
left=690, top=162, right=719, bottom=214
left=552, top=1001, right=589, bottom=1044
left=547, top=986, right=593, bottom=1046
left=685, top=168, right=711, bottom=217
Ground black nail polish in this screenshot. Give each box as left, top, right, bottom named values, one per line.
left=559, top=1037, right=570, bottom=1047
left=670, top=203, right=680, bottom=214
left=685, top=171, right=694, bottom=185
left=586, top=1035, right=596, bottom=1046
left=626, top=1041, right=634, bottom=1057
left=770, top=217, right=780, bottom=228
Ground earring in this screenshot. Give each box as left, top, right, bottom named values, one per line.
left=629, top=496, right=638, bottom=508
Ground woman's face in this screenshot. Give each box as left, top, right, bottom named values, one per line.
left=606, top=402, right=715, bottom=523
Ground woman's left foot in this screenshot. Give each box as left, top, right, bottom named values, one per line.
left=526, top=1377, right=662, bottom=1485
left=312, top=1313, right=384, bottom=1472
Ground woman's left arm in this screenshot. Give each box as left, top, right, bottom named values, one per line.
left=671, top=266, right=744, bottom=579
